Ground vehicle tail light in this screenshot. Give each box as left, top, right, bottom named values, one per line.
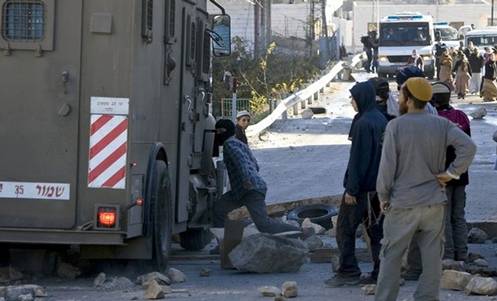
left=97, top=207, right=117, bottom=228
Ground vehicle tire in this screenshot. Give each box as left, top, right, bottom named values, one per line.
left=151, top=160, right=172, bottom=270
left=179, top=228, right=213, bottom=251
left=287, top=204, right=338, bottom=230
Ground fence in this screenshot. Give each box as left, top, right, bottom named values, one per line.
left=246, top=53, right=364, bottom=137
left=218, top=98, right=251, bottom=119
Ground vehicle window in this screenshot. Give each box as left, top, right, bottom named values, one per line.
left=435, top=27, right=458, bottom=41
left=379, top=22, right=431, bottom=46
left=2, top=0, right=44, bottom=41
left=467, top=35, right=497, bottom=47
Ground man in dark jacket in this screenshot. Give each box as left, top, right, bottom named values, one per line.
left=213, top=119, right=300, bottom=234
left=325, top=82, right=388, bottom=287
left=432, top=82, right=471, bottom=261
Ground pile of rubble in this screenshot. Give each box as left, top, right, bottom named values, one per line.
left=258, top=281, right=298, bottom=299
left=92, top=268, right=189, bottom=300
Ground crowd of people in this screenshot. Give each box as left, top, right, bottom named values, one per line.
left=434, top=37, right=497, bottom=101
left=212, top=55, right=478, bottom=301
left=324, top=65, right=476, bottom=301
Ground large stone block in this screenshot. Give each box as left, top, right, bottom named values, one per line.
left=229, top=233, right=308, bottom=273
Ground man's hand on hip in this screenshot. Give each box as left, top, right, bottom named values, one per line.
left=436, top=172, right=453, bottom=187
left=344, top=193, right=357, bottom=205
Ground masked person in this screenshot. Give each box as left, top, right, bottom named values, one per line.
left=368, top=77, right=397, bottom=121
left=375, top=78, right=476, bottom=301
left=212, top=120, right=300, bottom=235
left=235, top=111, right=251, bottom=145
left=432, top=82, right=471, bottom=262
left=325, top=81, right=387, bottom=287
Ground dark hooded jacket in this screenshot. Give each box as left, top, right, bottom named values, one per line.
left=344, top=82, right=388, bottom=196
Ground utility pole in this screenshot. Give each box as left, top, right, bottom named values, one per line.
left=376, top=0, right=380, bottom=32
left=260, top=0, right=266, bottom=48
left=254, top=2, right=260, bottom=57
left=309, top=0, right=315, bottom=56
left=320, top=0, right=329, bottom=60
left=266, top=0, right=272, bottom=46
left=492, top=0, right=495, bottom=26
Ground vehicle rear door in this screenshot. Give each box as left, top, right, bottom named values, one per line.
left=0, top=0, right=82, bottom=229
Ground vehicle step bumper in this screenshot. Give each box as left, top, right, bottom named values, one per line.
left=0, top=227, right=125, bottom=245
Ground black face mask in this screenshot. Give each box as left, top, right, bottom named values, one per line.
left=215, top=119, right=235, bottom=145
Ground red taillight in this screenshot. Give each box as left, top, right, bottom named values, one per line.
left=98, top=208, right=117, bottom=228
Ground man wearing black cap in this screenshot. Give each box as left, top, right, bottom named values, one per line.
left=213, top=119, right=300, bottom=235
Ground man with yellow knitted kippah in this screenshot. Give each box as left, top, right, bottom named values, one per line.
left=374, top=78, right=477, bottom=301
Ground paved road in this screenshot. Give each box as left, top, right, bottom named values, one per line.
left=251, top=81, right=497, bottom=222
left=35, top=244, right=497, bottom=300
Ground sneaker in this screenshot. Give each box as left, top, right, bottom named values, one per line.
left=209, top=244, right=220, bottom=255
left=359, top=276, right=377, bottom=285
left=324, top=274, right=361, bottom=287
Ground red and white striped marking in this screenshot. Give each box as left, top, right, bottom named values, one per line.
left=88, top=114, right=128, bottom=189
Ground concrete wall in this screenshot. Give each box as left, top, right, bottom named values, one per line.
left=352, top=2, right=491, bottom=50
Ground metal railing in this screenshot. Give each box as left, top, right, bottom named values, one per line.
left=245, top=53, right=364, bottom=137
left=219, top=98, right=251, bottom=119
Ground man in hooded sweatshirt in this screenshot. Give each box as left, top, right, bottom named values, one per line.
left=212, top=119, right=300, bottom=234
left=325, top=82, right=387, bottom=287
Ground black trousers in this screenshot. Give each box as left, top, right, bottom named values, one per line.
left=336, top=192, right=383, bottom=278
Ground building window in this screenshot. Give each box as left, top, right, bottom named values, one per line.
left=142, top=0, right=153, bottom=43
left=2, top=0, right=45, bottom=41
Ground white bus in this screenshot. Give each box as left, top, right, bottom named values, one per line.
left=465, top=27, right=497, bottom=50
left=377, top=13, right=435, bottom=79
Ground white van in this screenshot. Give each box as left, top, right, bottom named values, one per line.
left=465, top=27, right=497, bottom=50
left=377, top=13, right=435, bottom=78
left=434, top=22, right=461, bottom=49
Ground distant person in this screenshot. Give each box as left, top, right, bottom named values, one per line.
left=212, top=120, right=300, bottom=235
left=431, top=82, right=471, bottom=262
left=375, top=77, right=476, bottom=301
left=481, top=52, right=497, bottom=102
left=453, top=52, right=472, bottom=99
left=468, top=47, right=484, bottom=94
left=361, top=33, right=374, bottom=73
left=439, top=48, right=454, bottom=90
left=434, top=33, right=447, bottom=80
left=325, top=81, right=387, bottom=287
left=235, top=111, right=251, bottom=145
left=407, top=49, right=424, bottom=70
left=458, top=40, right=466, bottom=54
left=371, top=31, right=379, bottom=73
left=483, top=47, right=493, bottom=63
